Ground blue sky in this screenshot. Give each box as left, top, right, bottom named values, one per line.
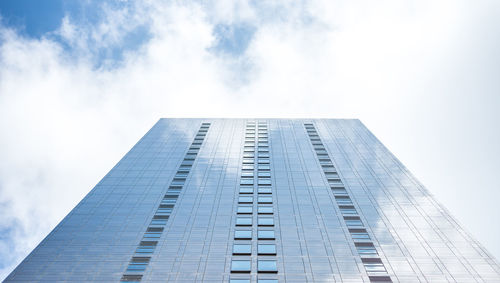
left=0, top=0, right=252, bottom=67
left=0, top=0, right=152, bottom=68
left=0, top=0, right=67, bottom=37
left=1, top=0, right=500, bottom=280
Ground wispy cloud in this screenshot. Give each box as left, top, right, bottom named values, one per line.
left=1, top=0, right=500, bottom=279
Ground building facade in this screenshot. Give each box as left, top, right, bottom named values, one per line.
left=6, top=119, right=500, bottom=282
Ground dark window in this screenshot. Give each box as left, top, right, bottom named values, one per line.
left=121, top=275, right=143, bottom=282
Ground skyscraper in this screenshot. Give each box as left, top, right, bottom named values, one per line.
left=6, top=119, right=500, bottom=282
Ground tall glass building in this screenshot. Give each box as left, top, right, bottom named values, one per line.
left=6, top=119, right=500, bottom=282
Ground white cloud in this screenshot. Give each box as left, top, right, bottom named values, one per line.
left=1, top=0, right=500, bottom=279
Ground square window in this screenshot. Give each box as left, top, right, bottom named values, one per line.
left=167, top=187, right=181, bottom=194
left=185, top=154, right=197, bottom=160
left=350, top=229, right=370, bottom=240
left=233, top=244, right=252, bottom=255
left=243, top=153, right=255, bottom=158
left=332, top=187, right=348, bottom=195
left=150, top=219, right=167, bottom=225
left=239, top=196, right=253, bottom=203
left=329, top=180, right=343, bottom=187
left=363, top=262, right=386, bottom=273
left=176, top=172, right=189, bottom=178
left=156, top=206, right=172, bottom=215
left=230, top=280, right=251, bottom=283
left=231, top=260, right=251, bottom=273
left=323, top=167, right=336, bottom=173
left=355, top=243, right=378, bottom=255
left=242, top=158, right=254, bottom=164
left=257, top=260, right=277, bottom=273
left=235, top=230, right=252, bottom=240
left=345, top=216, right=363, bottom=227
left=258, top=218, right=274, bottom=226
left=127, top=257, right=150, bottom=272
left=236, top=217, right=252, bottom=226
left=258, top=172, right=271, bottom=178
left=325, top=172, right=339, bottom=178
left=258, top=159, right=270, bottom=164
left=258, top=165, right=270, bottom=171
left=345, top=220, right=363, bottom=227
left=258, top=244, right=276, bottom=255
left=121, top=274, right=143, bottom=281
left=162, top=198, right=177, bottom=206
left=239, top=187, right=254, bottom=194
left=258, top=230, right=275, bottom=240
left=339, top=206, right=357, bottom=215
left=258, top=187, right=272, bottom=194
left=258, top=196, right=273, bottom=204
left=241, top=172, right=254, bottom=178
left=147, top=227, right=163, bottom=232
left=258, top=206, right=273, bottom=214
left=136, top=246, right=155, bottom=254
left=322, top=165, right=335, bottom=171
left=241, top=179, right=254, bottom=185
left=368, top=276, right=392, bottom=282
left=242, top=165, right=254, bottom=170
left=143, top=232, right=161, bottom=239
left=335, top=196, right=352, bottom=205
left=258, top=179, right=272, bottom=186
left=258, top=280, right=278, bottom=283
left=237, top=206, right=253, bottom=214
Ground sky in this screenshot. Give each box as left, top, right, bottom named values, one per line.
left=0, top=0, right=500, bottom=279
